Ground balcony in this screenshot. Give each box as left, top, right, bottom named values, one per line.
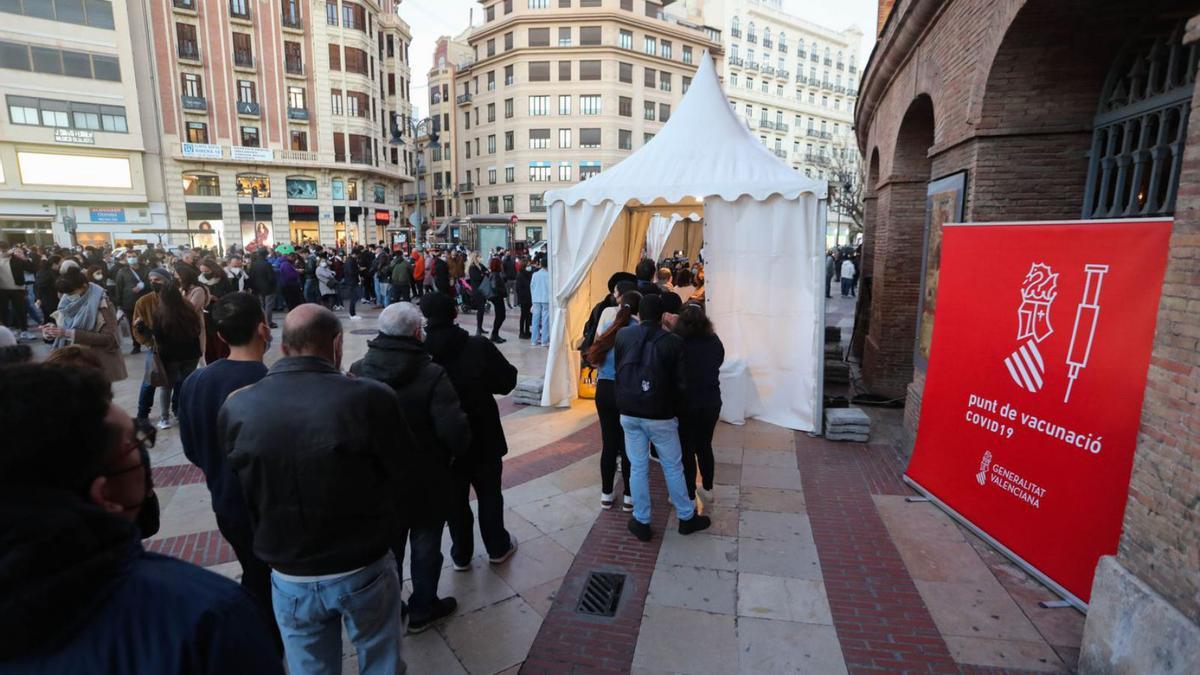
left=824, top=57, right=832, bottom=66
left=530, top=204, right=547, bottom=213
left=836, top=61, right=845, bottom=71
left=762, top=65, right=775, bottom=76
left=287, top=107, right=309, bottom=121
left=285, top=60, right=304, bottom=76
left=458, top=182, right=474, bottom=194
left=746, top=34, right=757, bottom=44
left=237, top=101, right=260, bottom=116
left=774, top=149, right=788, bottom=159
left=746, top=61, right=759, bottom=71
left=776, top=123, right=789, bottom=133
left=729, top=56, right=744, bottom=67
left=779, top=45, right=788, bottom=54
left=762, top=39, right=773, bottom=49
left=730, top=28, right=742, bottom=38
left=178, top=43, right=200, bottom=61
left=758, top=120, right=773, bottom=130
left=806, top=128, right=819, bottom=138
left=797, top=50, right=807, bottom=59
left=822, top=80, right=834, bottom=91
left=456, top=93, right=472, bottom=105
left=234, top=51, right=254, bottom=69
left=820, top=131, right=833, bottom=140
left=282, top=12, right=302, bottom=29
left=796, top=74, right=808, bottom=85
left=778, top=69, right=790, bottom=80
left=180, top=95, right=207, bottom=111
left=229, top=1, right=250, bottom=20
left=849, top=65, right=858, bottom=74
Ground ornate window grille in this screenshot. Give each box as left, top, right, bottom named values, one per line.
left=1084, top=19, right=1198, bottom=218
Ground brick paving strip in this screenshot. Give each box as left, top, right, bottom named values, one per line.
left=521, top=470, right=671, bottom=674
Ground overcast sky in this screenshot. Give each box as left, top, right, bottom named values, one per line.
left=399, top=0, right=879, bottom=109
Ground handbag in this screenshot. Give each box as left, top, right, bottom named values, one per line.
left=148, top=349, right=169, bottom=387
left=478, top=275, right=494, bottom=298
left=578, top=365, right=598, bottom=400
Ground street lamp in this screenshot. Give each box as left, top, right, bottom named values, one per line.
left=392, top=113, right=439, bottom=246
left=250, top=186, right=259, bottom=248
left=831, top=180, right=851, bottom=248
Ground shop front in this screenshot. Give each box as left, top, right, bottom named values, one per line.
left=185, top=202, right=224, bottom=252
left=334, top=206, right=362, bottom=249
left=288, top=205, right=319, bottom=245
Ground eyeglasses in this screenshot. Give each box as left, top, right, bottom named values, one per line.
left=105, top=418, right=156, bottom=478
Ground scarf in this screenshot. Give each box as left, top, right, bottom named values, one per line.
left=54, top=283, right=105, bottom=350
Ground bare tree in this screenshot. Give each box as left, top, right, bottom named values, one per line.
left=827, top=150, right=865, bottom=239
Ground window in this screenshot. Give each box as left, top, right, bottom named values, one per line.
left=287, top=86, right=306, bottom=111
left=504, top=97, right=513, bottom=118
left=659, top=103, right=670, bottom=123
left=529, top=0, right=548, bottom=7
left=328, top=44, right=341, bottom=70
left=504, top=31, right=513, bottom=50
left=558, top=95, right=571, bottom=115
left=341, top=1, right=365, bottom=31
left=487, top=102, right=495, bottom=121
left=558, top=128, right=571, bottom=148
left=181, top=72, right=202, bottom=98
left=643, top=132, right=655, bottom=144
left=485, top=4, right=494, bottom=21
left=528, top=61, right=549, bottom=81
left=580, top=26, right=601, bottom=46
left=618, top=129, right=632, bottom=150
left=580, top=163, right=601, bottom=180
left=487, top=38, right=496, bottom=56
left=186, top=121, right=208, bottom=143
left=232, top=32, right=253, bottom=68
left=528, top=27, right=550, bottom=47
left=619, top=30, right=632, bottom=50
left=344, top=47, right=367, bottom=74
left=291, top=130, right=308, bottom=150
left=0, top=0, right=114, bottom=28
left=488, top=168, right=497, bottom=184
left=504, top=64, right=514, bottom=85
left=558, top=163, right=572, bottom=180
left=528, top=95, right=548, bottom=115
left=39, top=101, right=69, bottom=127
left=619, top=62, right=632, bottom=83
left=331, top=90, right=343, bottom=115
left=580, top=128, right=600, bottom=148
left=240, top=125, right=260, bottom=147
left=529, top=128, right=550, bottom=149
left=619, top=0, right=632, bottom=9
left=581, top=95, right=601, bottom=115
left=325, top=0, right=337, bottom=24
left=659, top=71, right=671, bottom=91
left=682, top=76, right=691, bottom=94
left=347, top=91, right=368, bottom=117
left=503, top=195, right=513, bottom=212
left=487, top=71, right=495, bottom=90
left=176, top=23, right=199, bottom=59
left=505, top=166, right=514, bottom=182
left=558, top=27, right=571, bottom=47
left=661, top=41, right=672, bottom=59
left=683, top=45, right=692, bottom=64
left=504, top=131, right=514, bottom=150
left=182, top=173, right=220, bottom=196
left=487, top=134, right=496, bottom=154
left=7, top=97, right=35, bottom=125
left=530, top=194, right=545, bottom=212
left=644, top=36, right=656, bottom=55
left=618, top=96, right=631, bottom=117
left=230, top=0, right=250, bottom=19
left=530, top=165, right=551, bottom=181
left=644, top=68, right=655, bottom=88
left=285, top=41, right=303, bottom=74
left=558, top=60, right=571, bottom=81
left=579, top=60, right=601, bottom=80
left=644, top=101, right=655, bottom=120
left=238, top=79, right=256, bottom=103
left=488, top=196, right=499, bottom=214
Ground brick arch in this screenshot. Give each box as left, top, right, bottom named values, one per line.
left=861, top=95, right=937, bottom=399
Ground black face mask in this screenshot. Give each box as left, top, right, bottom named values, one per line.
left=103, top=421, right=160, bottom=538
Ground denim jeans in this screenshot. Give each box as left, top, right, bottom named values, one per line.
left=393, top=523, right=445, bottom=622
left=304, top=278, right=320, bottom=304
left=620, top=415, right=696, bottom=524
left=531, top=302, right=549, bottom=345
left=271, top=555, right=406, bottom=675
left=258, top=293, right=274, bottom=326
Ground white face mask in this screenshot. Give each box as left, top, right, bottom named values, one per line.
left=127, top=257, right=138, bottom=265
left=319, top=261, right=328, bottom=268
left=93, top=273, right=104, bottom=281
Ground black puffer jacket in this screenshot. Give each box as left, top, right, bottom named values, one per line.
left=248, top=256, right=276, bottom=295
left=424, top=323, right=517, bottom=463
left=350, top=334, right=471, bottom=527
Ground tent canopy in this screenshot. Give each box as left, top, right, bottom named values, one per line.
left=541, top=52, right=828, bottom=432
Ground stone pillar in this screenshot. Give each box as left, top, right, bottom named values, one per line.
left=1078, top=14, right=1200, bottom=675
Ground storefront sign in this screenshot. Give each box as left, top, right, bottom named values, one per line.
left=906, top=219, right=1172, bottom=607
left=230, top=146, right=274, bottom=162
left=89, top=207, right=126, bottom=223
left=54, top=129, right=95, bottom=145
left=182, top=143, right=223, bottom=159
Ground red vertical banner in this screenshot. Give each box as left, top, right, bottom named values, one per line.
left=906, top=219, right=1172, bottom=606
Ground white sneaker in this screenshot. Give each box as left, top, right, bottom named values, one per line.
left=601, top=492, right=615, bottom=510
left=156, top=417, right=172, bottom=430
left=622, top=495, right=634, bottom=512
left=349, top=315, right=363, bottom=321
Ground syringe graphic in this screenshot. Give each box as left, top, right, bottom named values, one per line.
left=1064, top=264, right=1109, bottom=403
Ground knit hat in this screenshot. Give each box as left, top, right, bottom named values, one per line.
left=419, top=292, right=457, bottom=326
left=148, top=267, right=173, bottom=283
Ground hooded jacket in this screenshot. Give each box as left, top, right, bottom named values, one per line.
left=350, top=334, right=471, bottom=526
left=423, top=323, right=517, bottom=463
left=0, top=490, right=281, bottom=674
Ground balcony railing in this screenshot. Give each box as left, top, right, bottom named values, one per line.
left=746, top=61, right=759, bottom=71
left=836, top=61, right=845, bottom=70
left=234, top=51, right=254, bottom=68
left=778, top=69, right=789, bottom=80
left=178, top=43, right=200, bottom=60
left=762, top=39, right=773, bottom=49
left=776, top=123, right=789, bottom=133
left=730, top=28, right=742, bottom=38
left=530, top=204, right=547, bottom=213
left=285, top=60, right=304, bottom=76
left=287, top=107, right=309, bottom=121
left=797, top=50, right=807, bottom=59
left=237, top=101, right=260, bottom=116
left=822, top=80, right=834, bottom=90
left=762, top=65, right=775, bottom=76
left=779, top=45, right=788, bottom=54
left=820, top=131, right=833, bottom=140
left=746, top=34, right=757, bottom=44
left=729, top=56, right=744, bottom=67
left=458, top=182, right=474, bottom=193
left=774, top=149, right=787, bottom=159
left=824, top=57, right=832, bottom=66
left=796, top=74, right=808, bottom=84
left=456, top=93, right=472, bottom=105
left=282, top=12, right=302, bottom=29
left=758, top=120, right=773, bottom=130
left=806, top=128, right=819, bottom=138
left=849, top=65, right=858, bottom=74
left=181, top=95, right=207, bottom=111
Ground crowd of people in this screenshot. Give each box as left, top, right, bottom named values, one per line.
left=825, top=245, right=863, bottom=299
left=1, top=235, right=731, bottom=673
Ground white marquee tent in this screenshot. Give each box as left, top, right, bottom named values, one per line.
left=540, top=52, right=828, bottom=431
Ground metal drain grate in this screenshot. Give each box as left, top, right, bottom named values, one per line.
left=576, top=572, right=626, bottom=617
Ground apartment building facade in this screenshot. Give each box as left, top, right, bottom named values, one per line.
left=0, top=0, right=165, bottom=249
left=674, top=0, right=863, bottom=244
left=453, top=0, right=722, bottom=246
left=143, top=0, right=414, bottom=250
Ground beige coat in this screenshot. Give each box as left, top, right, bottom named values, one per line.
left=65, top=295, right=128, bottom=382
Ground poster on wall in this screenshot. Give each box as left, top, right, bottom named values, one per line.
left=240, top=219, right=273, bottom=251
left=906, top=218, right=1172, bottom=608
left=916, top=172, right=967, bottom=366
left=189, top=219, right=223, bottom=251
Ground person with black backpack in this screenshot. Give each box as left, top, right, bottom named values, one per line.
left=613, top=294, right=711, bottom=541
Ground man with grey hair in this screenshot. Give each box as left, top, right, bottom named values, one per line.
left=350, top=302, right=471, bottom=634
left=219, top=303, right=414, bottom=673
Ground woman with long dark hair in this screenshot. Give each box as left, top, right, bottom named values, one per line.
left=586, top=290, right=642, bottom=511
left=174, top=261, right=210, bottom=360
left=673, top=302, right=724, bottom=502
left=199, top=258, right=232, bottom=361
left=149, top=277, right=202, bottom=428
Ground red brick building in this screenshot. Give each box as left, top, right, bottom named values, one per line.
left=855, top=0, right=1199, bottom=670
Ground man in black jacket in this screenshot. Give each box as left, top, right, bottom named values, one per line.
left=516, top=259, right=533, bottom=339
left=419, top=292, right=519, bottom=569
left=613, top=294, right=711, bottom=541
left=218, top=304, right=412, bottom=674
left=247, top=249, right=278, bottom=328
left=114, top=252, right=150, bottom=353
left=350, top=301, right=470, bottom=634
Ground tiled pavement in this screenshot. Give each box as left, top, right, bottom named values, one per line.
left=44, top=294, right=1084, bottom=673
